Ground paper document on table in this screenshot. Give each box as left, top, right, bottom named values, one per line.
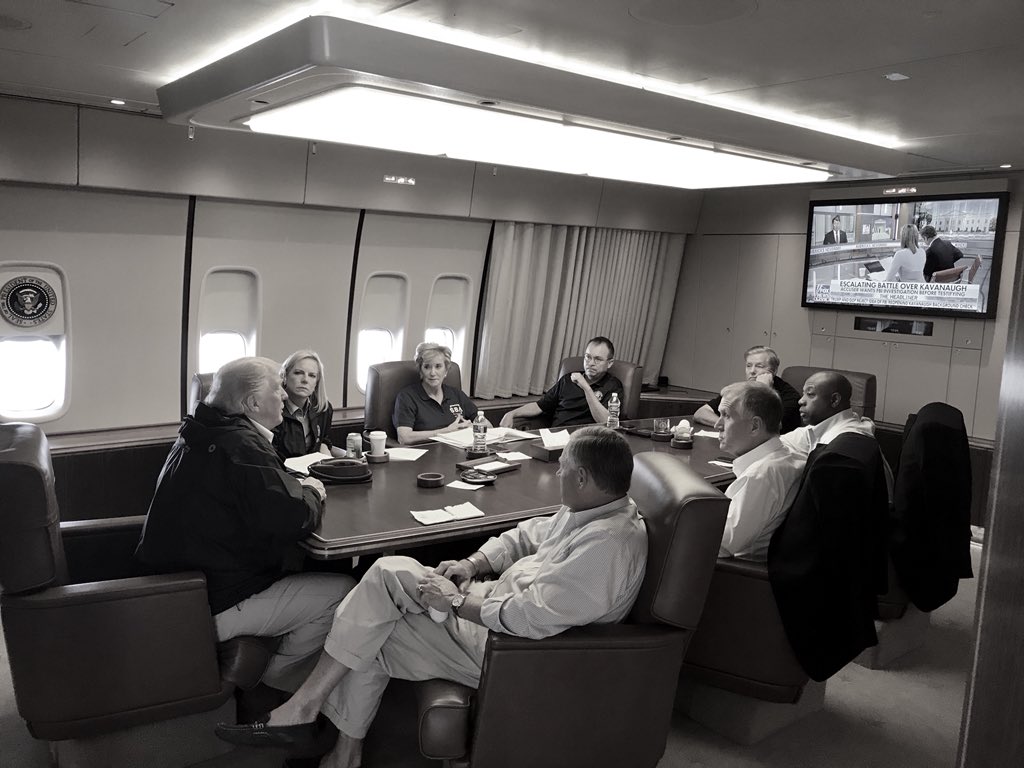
left=431, top=427, right=536, bottom=447
left=410, top=502, right=486, bottom=525
left=476, top=460, right=513, bottom=473
left=386, top=447, right=428, bottom=461
left=496, top=451, right=532, bottom=461
left=708, top=460, right=734, bottom=469
left=695, top=430, right=721, bottom=438
left=539, top=429, right=571, bottom=449
left=447, top=480, right=483, bottom=492
left=284, top=452, right=328, bottom=475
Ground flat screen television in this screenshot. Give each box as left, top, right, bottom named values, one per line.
left=801, top=191, right=1008, bottom=319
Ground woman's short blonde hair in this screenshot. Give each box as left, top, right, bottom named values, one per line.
left=280, top=349, right=328, bottom=414
left=415, top=342, right=452, bottom=371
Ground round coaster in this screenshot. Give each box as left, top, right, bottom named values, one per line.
left=417, top=472, right=445, bottom=488
left=652, top=431, right=672, bottom=442
left=670, top=437, right=694, bottom=450
left=366, top=453, right=390, bottom=464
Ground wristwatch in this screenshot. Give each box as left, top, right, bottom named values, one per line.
left=450, top=592, right=466, bottom=616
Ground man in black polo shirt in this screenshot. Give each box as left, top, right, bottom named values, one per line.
left=693, top=345, right=802, bottom=434
left=500, top=336, right=623, bottom=428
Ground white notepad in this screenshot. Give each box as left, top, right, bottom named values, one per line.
left=539, top=428, right=571, bottom=449
left=386, top=447, right=428, bottom=461
left=410, top=502, right=486, bottom=525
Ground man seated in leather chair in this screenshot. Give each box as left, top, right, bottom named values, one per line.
left=717, top=381, right=804, bottom=561
left=499, top=336, right=623, bottom=428
left=136, top=357, right=356, bottom=706
left=216, top=426, right=647, bottom=768
left=782, top=371, right=892, bottom=497
left=693, top=345, right=802, bottom=434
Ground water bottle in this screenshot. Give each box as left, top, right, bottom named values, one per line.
left=472, top=410, right=488, bottom=452
left=606, top=392, right=620, bottom=429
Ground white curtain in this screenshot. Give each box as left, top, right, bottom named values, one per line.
left=474, top=222, right=685, bottom=398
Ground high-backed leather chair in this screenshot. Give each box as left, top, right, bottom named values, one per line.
left=859, top=403, right=973, bottom=668
left=679, top=432, right=888, bottom=743
left=0, top=423, right=276, bottom=767
left=411, top=453, right=727, bottom=768
left=188, top=371, right=214, bottom=415
left=363, top=360, right=463, bottom=444
left=513, top=357, right=643, bottom=429
left=779, top=365, right=877, bottom=420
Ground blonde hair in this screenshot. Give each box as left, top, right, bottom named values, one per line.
left=415, top=342, right=452, bottom=371
left=900, top=224, right=920, bottom=254
left=280, top=349, right=328, bottom=414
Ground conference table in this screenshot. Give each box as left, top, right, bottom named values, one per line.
left=302, top=419, right=733, bottom=560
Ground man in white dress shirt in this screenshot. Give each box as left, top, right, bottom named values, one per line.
left=717, top=381, right=804, bottom=561
left=216, top=425, right=647, bottom=768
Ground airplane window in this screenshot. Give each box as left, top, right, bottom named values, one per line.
left=357, top=328, right=396, bottom=392
left=424, top=326, right=455, bottom=355
left=425, top=275, right=471, bottom=367
left=199, top=331, right=249, bottom=373
left=0, top=337, right=66, bottom=415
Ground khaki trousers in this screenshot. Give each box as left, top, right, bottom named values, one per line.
left=320, top=556, right=490, bottom=738
left=214, top=572, right=356, bottom=693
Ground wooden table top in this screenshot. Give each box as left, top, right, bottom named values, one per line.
left=303, top=418, right=731, bottom=560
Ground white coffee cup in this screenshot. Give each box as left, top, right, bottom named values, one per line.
left=369, top=430, right=387, bottom=456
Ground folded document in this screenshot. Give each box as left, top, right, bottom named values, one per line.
left=410, top=502, right=486, bottom=526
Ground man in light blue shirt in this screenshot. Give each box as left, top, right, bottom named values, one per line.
left=216, top=425, right=647, bottom=768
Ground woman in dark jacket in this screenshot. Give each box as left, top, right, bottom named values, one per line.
left=273, top=349, right=343, bottom=460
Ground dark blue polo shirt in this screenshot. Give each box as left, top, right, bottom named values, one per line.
left=393, top=383, right=478, bottom=432
left=537, top=372, right=624, bottom=428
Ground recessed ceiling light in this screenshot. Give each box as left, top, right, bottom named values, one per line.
left=110, top=99, right=126, bottom=106
left=883, top=73, right=910, bottom=82
left=1000, top=164, right=1012, bottom=169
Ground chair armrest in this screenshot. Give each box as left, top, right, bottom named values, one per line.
left=681, top=557, right=808, bottom=703
left=465, top=625, right=688, bottom=768
left=1, top=572, right=224, bottom=729
left=415, top=678, right=474, bottom=759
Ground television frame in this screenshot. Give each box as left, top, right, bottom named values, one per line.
left=800, top=191, right=1009, bottom=320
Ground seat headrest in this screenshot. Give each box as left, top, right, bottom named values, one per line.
left=188, top=372, right=215, bottom=416
left=779, top=365, right=877, bottom=420
left=627, top=453, right=728, bottom=629
left=363, top=360, right=462, bottom=440
left=0, top=423, right=67, bottom=595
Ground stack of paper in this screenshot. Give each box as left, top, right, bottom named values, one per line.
left=410, top=502, right=486, bottom=525
left=283, top=452, right=329, bottom=475
left=431, top=427, right=535, bottom=448
left=496, top=451, right=532, bottom=461
left=695, top=429, right=721, bottom=438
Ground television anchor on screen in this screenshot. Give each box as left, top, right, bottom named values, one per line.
left=823, top=216, right=848, bottom=245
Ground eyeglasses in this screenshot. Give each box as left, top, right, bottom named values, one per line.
left=584, top=354, right=607, bottom=363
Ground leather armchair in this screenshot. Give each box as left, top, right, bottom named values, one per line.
left=363, top=360, right=463, bottom=444
left=412, top=453, right=728, bottom=768
left=859, top=403, right=973, bottom=668
left=188, top=371, right=214, bottom=415
left=779, top=365, right=877, bottom=420
left=0, top=423, right=276, bottom=764
left=514, top=357, right=643, bottom=429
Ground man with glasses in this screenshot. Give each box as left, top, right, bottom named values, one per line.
left=500, top=336, right=624, bottom=428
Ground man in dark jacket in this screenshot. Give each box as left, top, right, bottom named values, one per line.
left=137, top=357, right=354, bottom=695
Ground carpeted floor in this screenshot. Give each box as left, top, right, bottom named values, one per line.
left=0, top=544, right=981, bottom=768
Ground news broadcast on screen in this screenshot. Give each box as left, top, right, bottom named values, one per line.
left=801, top=192, right=1008, bottom=319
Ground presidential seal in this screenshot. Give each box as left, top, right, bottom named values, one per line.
left=1, top=276, right=58, bottom=327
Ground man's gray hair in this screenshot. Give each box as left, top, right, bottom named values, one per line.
left=720, top=381, right=783, bottom=435
left=415, top=342, right=452, bottom=370
left=744, top=345, right=781, bottom=374
left=206, top=357, right=280, bottom=414
left=564, top=425, right=633, bottom=496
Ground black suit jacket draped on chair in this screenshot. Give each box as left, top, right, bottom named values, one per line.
left=890, top=402, right=973, bottom=612
left=767, top=432, right=889, bottom=681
